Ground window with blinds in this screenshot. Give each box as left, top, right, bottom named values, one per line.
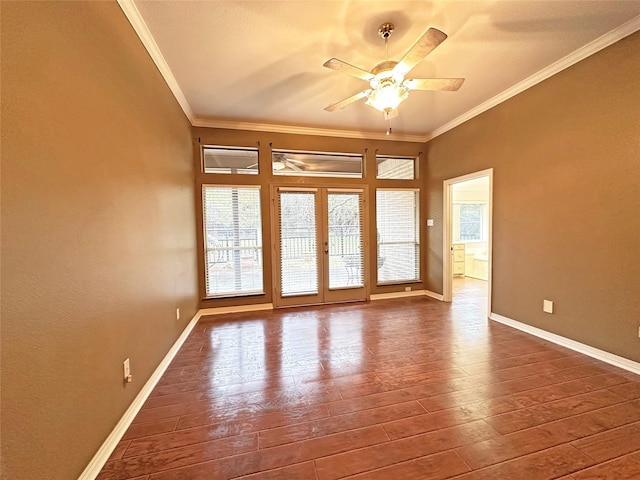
left=278, top=191, right=318, bottom=296
left=202, top=186, right=263, bottom=297
left=376, top=156, right=417, bottom=179
left=376, top=189, right=420, bottom=283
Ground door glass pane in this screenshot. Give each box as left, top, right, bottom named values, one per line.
left=327, top=192, right=364, bottom=289
left=279, top=191, right=318, bottom=296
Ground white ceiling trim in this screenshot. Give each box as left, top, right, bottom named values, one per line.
left=117, top=0, right=194, bottom=121
left=426, top=15, right=640, bottom=142
left=191, top=117, right=426, bottom=143
left=119, top=2, right=638, bottom=144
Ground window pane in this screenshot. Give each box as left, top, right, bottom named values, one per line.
left=376, top=157, right=416, bottom=179
left=376, top=189, right=420, bottom=283
left=273, top=150, right=362, bottom=178
left=328, top=192, right=364, bottom=289
left=203, top=186, right=263, bottom=296
left=203, top=147, right=258, bottom=174
left=459, top=204, right=483, bottom=241
left=279, top=192, right=318, bottom=296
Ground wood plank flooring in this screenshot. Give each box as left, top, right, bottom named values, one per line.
left=98, top=278, right=640, bottom=479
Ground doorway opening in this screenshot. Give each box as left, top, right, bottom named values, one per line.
left=271, top=186, right=368, bottom=308
left=443, top=169, right=493, bottom=314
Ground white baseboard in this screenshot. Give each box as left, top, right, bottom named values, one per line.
left=199, top=303, right=274, bottom=316
left=370, top=290, right=444, bottom=301
left=370, top=290, right=428, bottom=301
left=78, top=310, right=203, bottom=480
left=424, top=290, right=444, bottom=301
left=490, top=312, right=640, bottom=376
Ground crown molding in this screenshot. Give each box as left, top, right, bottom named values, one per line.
left=426, top=15, right=640, bottom=141
left=119, top=3, right=638, bottom=144
left=117, top=0, right=194, bottom=122
left=192, top=117, right=427, bottom=143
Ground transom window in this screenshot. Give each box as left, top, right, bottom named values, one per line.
left=203, top=146, right=259, bottom=174
left=272, top=150, right=362, bottom=178
left=376, top=156, right=417, bottom=179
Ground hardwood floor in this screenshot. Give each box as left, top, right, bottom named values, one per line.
left=98, top=278, right=640, bottom=479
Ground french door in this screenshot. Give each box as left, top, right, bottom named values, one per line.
left=272, top=186, right=367, bottom=307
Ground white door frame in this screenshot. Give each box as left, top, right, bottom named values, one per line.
left=443, top=168, right=493, bottom=316
left=271, top=184, right=368, bottom=308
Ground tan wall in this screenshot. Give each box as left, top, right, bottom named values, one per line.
left=193, top=127, right=425, bottom=308
left=1, top=2, right=199, bottom=479
left=425, top=32, right=640, bottom=362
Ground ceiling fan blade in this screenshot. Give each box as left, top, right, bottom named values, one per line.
left=323, top=58, right=374, bottom=82
left=404, top=78, right=465, bottom=91
left=393, top=28, right=448, bottom=78
left=246, top=163, right=258, bottom=169
left=285, top=158, right=305, bottom=166
left=324, top=89, right=372, bottom=112
left=284, top=160, right=303, bottom=171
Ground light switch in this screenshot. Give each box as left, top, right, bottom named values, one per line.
left=427, top=219, right=434, bottom=227
left=543, top=299, right=554, bottom=314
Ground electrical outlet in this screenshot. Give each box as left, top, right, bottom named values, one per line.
left=543, top=299, right=554, bottom=314
left=123, top=358, right=132, bottom=383
left=638, top=325, right=640, bottom=338
left=405, top=286, right=411, bottom=292
left=176, top=307, right=180, bottom=321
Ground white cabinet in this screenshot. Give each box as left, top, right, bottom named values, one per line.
left=453, top=243, right=465, bottom=276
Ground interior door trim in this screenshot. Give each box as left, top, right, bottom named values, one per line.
left=442, top=168, right=493, bottom=316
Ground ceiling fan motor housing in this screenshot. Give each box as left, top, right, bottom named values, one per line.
left=378, top=22, right=394, bottom=39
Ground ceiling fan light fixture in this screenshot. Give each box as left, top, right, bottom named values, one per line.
left=365, top=81, right=409, bottom=113
left=273, top=160, right=286, bottom=171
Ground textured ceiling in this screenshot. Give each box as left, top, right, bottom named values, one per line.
left=129, top=1, right=640, bottom=140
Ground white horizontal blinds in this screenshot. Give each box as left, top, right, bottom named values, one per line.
left=376, top=189, right=420, bottom=283
left=327, top=192, right=364, bottom=289
left=376, top=157, right=416, bottom=179
left=202, top=186, right=263, bottom=296
left=279, top=191, right=318, bottom=296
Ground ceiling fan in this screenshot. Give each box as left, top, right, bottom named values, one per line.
left=247, top=153, right=305, bottom=171
left=273, top=153, right=306, bottom=171
left=323, top=23, right=465, bottom=125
